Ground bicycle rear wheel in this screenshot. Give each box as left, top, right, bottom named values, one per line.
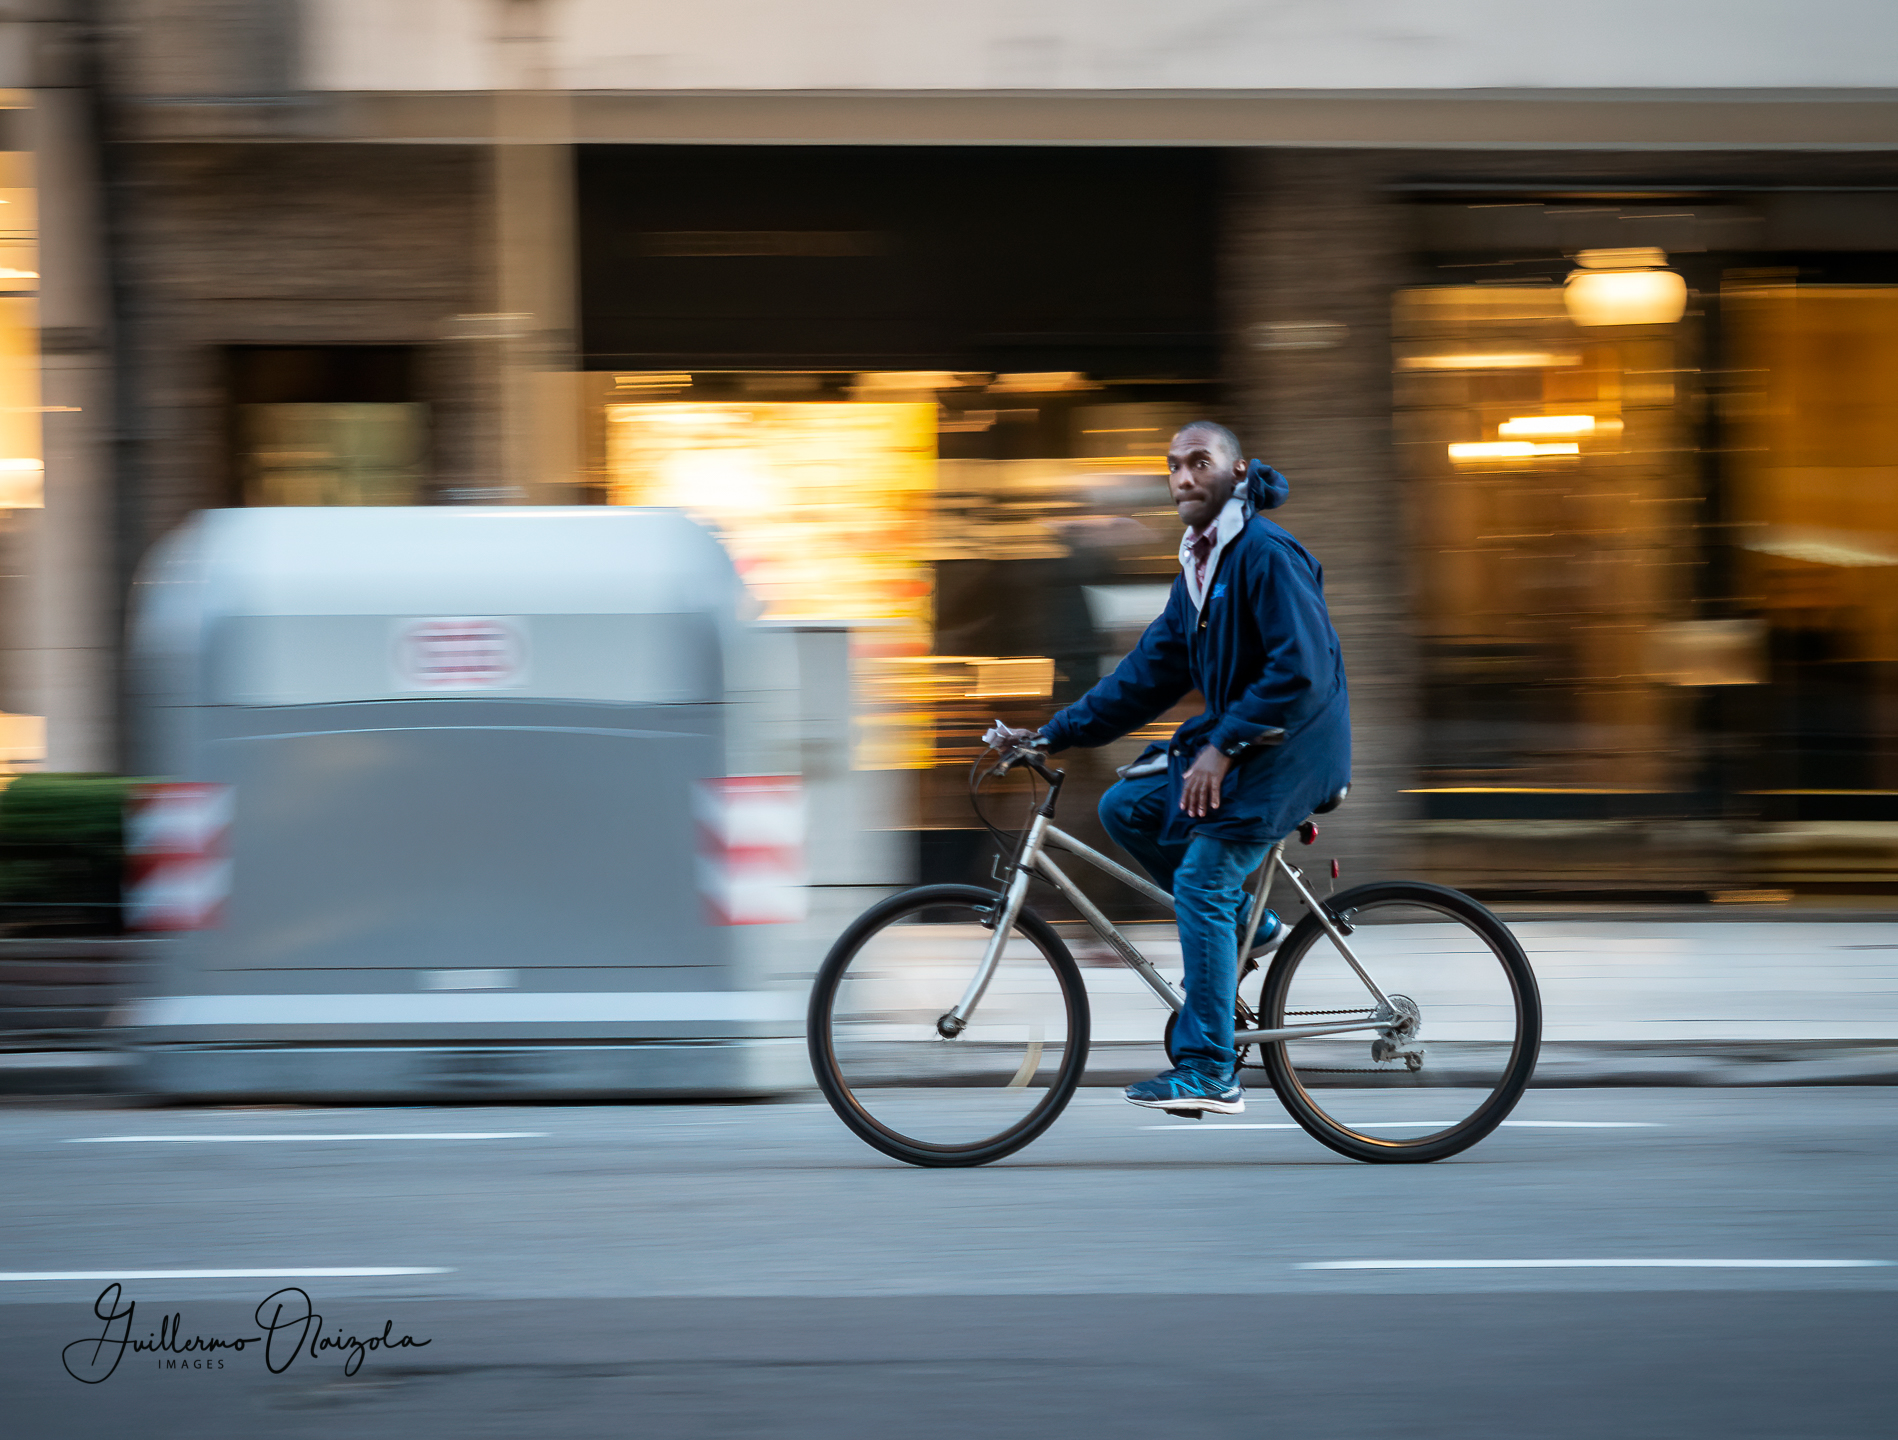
left=807, top=884, right=1090, bottom=1167
left=1259, top=881, right=1540, bottom=1163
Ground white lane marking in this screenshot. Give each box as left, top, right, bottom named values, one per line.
left=0, top=1268, right=451, bottom=1281
left=65, top=1132, right=547, bottom=1144
left=1142, top=1121, right=1661, bottom=1131
left=1298, top=1259, right=1891, bottom=1271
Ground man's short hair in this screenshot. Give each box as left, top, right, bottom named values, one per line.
left=1174, top=421, right=1242, bottom=467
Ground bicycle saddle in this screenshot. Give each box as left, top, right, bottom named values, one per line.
left=1312, top=784, right=1349, bottom=815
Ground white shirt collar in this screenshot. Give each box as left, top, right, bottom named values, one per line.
left=1178, top=495, right=1247, bottom=611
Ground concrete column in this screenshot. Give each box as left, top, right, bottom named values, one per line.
left=20, top=87, right=114, bottom=771
left=1223, top=150, right=1415, bottom=876
left=491, top=120, right=581, bottom=504
left=489, top=0, right=580, bottom=504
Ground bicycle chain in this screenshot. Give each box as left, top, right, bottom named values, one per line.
left=1233, top=1008, right=1380, bottom=1068
left=1244, top=1008, right=1386, bottom=1071
left=1291, top=1066, right=1411, bottom=1074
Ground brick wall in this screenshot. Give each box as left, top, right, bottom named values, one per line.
left=120, top=142, right=497, bottom=549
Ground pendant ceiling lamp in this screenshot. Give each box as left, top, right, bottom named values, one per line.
left=1564, top=247, right=1688, bottom=328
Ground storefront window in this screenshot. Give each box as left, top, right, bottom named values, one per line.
left=1396, top=282, right=1705, bottom=802
left=228, top=347, right=427, bottom=507
left=597, top=370, right=1210, bottom=872
left=239, top=403, right=429, bottom=507
left=1398, top=239, right=1898, bottom=863
left=604, top=398, right=938, bottom=657
left=1723, top=282, right=1898, bottom=799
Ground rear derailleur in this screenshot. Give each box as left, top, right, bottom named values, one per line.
left=1370, top=993, right=1426, bottom=1072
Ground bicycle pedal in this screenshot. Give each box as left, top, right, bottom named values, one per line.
left=1169, top=1108, right=1206, bottom=1121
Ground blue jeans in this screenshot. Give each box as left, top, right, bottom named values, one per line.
left=1098, top=771, right=1268, bottom=1079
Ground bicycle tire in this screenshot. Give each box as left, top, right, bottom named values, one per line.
left=1259, top=880, right=1541, bottom=1163
left=808, top=883, right=1090, bottom=1168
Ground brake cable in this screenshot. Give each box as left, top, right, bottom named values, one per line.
left=968, top=745, right=1045, bottom=868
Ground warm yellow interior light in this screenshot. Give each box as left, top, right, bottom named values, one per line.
left=854, top=371, right=969, bottom=392
left=0, top=456, right=42, bottom=508
left=1498, top=415, right=1597, bottom=438
left=603, top=399, right=937, bottom=673
left=965, top=657, right=1056, bottom=699
left=1745, top=526, right=1898, bottom=569
left=1574, top=247, right=1669, bottom=270
left=1448, top=441, right=1581, bottom=462
left=989, top=372, right=1097, bottom=393
left=1399, top=353, right=1580, bottom=372
left=1565, top=267, right=1688, bottom=327
left=613, top=372, right=692, bottom=392
left=0, top=710, right=44, bottom=772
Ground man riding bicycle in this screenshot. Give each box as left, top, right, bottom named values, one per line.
left=988, top=421, right=1350, bottom=1116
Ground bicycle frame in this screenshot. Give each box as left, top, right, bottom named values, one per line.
left=939, top=758, right=1400, bottom=1046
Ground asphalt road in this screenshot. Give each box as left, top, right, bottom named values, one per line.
left=5, top=1087, right=1894, bottom=1439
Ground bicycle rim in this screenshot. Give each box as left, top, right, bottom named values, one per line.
left=1260, top=881, right=1541, bottom=1163
left=808, top=884, right=1089, bottom=1167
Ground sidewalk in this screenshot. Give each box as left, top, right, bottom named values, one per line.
left=4, top=918, right=1897, bottom=1095
left=1080, top=919, right=1898, bottom=1088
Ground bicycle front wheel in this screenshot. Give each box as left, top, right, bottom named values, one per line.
left=1259, top=881, right=1540, bottom=1163
left=807, top=884, right=1090, bottom=1168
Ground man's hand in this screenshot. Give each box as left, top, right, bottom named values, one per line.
left=982, top=720, right=1040, bottom=751
left=1179, top=745, right=1233, bottom=817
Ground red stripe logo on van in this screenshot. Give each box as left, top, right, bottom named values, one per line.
left=125, top=783, right=233, bottom=931
left=696, top=777, right=806, bottom=926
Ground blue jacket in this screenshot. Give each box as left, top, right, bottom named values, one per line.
left=1039, top=461, right=1350, bottom=845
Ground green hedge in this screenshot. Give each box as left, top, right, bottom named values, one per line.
left=0, top=773, right=138, bottom=849
left=0, top=774, right=147, bottom=933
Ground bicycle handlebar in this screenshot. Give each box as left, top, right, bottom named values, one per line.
left=970, top=729, right=1066, bottom=852
left=981, top=732, right=1058, bottom=783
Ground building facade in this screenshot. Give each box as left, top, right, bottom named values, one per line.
left=10, top=0, right=1898, bottom=898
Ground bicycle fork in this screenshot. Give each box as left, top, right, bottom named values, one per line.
left=936, top=811, right=1052, bottom=1040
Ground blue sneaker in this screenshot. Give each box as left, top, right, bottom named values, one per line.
left=1124, top=1067, right=1245, bottom=1115
left=1243, top=908, right=1285, bottom=956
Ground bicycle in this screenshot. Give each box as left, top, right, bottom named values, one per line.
left=807, top=732, right=1542, bottom=1168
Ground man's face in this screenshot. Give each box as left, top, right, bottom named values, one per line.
left=1166, top=430, right=1245, bottom=532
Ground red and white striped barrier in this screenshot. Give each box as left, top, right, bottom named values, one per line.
left=696, top=776, right=806, bottom=926
left=125, top=783, right=233, bottom=932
